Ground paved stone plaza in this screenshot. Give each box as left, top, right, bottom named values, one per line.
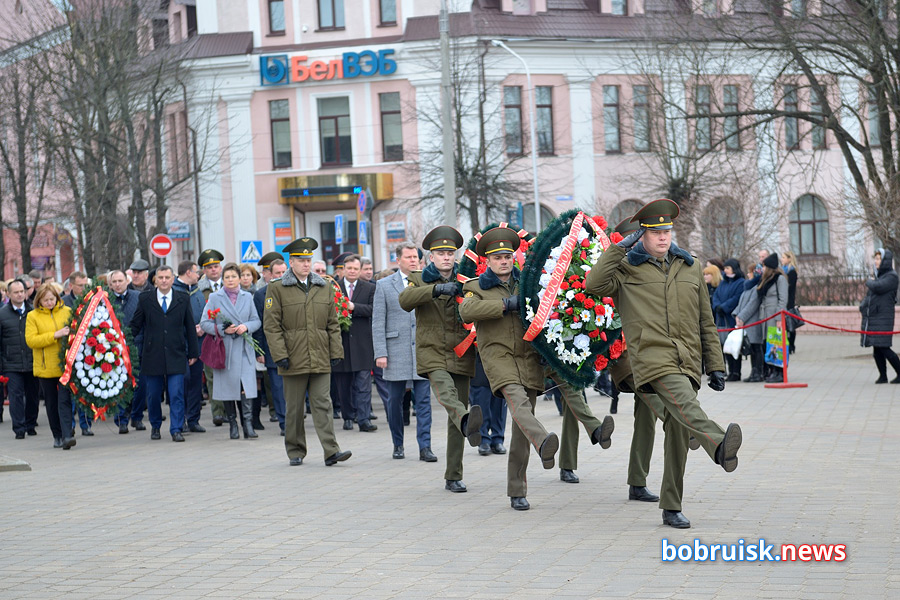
left=1, top=334, right=896, bottom=599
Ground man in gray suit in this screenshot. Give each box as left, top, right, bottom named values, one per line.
left=372, top=242, right=434, bottom=462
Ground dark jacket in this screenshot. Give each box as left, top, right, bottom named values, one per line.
left=399, top=263, right=476, bottom=378
left=333, top=277, right=375, bottom=373
left=585, top=241, right=724, bottom=389
left=172, top=278, right=205, bottom=327
left=860, top=250, right=898, bottom=348
left=130, top=288, right=200, bottom=376
left=459, top=267, right=543, bottom=395
left=711, top=273, right=746, bottom=343
left=0, top=301, right=34, bottom=373
left=784, top=266, right=798, bottom=309
left=109, top=288, right=142, bottom=349
left=253, top=284, right=275, bottom=368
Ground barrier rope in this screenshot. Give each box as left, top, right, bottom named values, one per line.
left=716, top=309, right=900, bottom=336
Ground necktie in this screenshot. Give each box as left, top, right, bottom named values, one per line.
left=17, top=308, right=23, bottom=316
left=348, top=282, right=355, bottom=298
left=161, top=295, right=168, bottom=313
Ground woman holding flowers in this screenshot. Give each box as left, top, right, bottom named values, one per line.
left=25, top=283, right=76, bottom=450
left=201, top=262, right=262, bottom=440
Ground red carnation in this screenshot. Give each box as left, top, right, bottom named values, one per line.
left=610, top=232, right=624, bottom=244
left=588, top=329, right=600, bottom=339
left=565, top=307, right=574, bottom=315
left=580, top=251, right=587, bottom=260
left=609, top=339, right=624, bottom=359
left=574, top=293, right=586, bottom=303
left=594, top=355, right=609, bottom=371
left=552, top=298, right=560, bottom=307
left=100, top=321, right=110, bottom=329
left=91, top=328, right=101, bottom=336
left=581, top=238, right=591, bottom=248
left=602, top=297, right=615, bottom=306
left=86, top=338, right=97, bottom=348
left=84, top=356, right=96, bottom=366
left=572, top=280, right=583, bottom=289
left=341, top=310, right=349, bottom=317
left=106, top=333, right=117, bottom=341
left=584, top=298, right=595, bottom=309
left=568, top=274, right=579, bottom=281
left=600, top=331, right=607, bottom=341
left=550, top=312, right=559, bottom=319
left=560, top=282, right=569, bottom=291
left=594, top=305, right=604, bottom=315
left=100, top=362, right=113, bottom=373
left=115, top=358, right=121, bottom=366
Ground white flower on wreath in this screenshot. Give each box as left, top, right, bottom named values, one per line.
left=105, top=352, right=115, bottom=363
left=573, top=334, right=591, bottom=350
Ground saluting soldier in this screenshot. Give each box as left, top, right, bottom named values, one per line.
left=398, top=226, right=483, bottom=493
left=263, top=237, right=351, bottom=467
left=197, top=249, right=227, bottom=426
left=586, top=199, right=741, bottom=529
left=548, top=368, right=615, bottom=484
left=459, top=227, right=559, bottom=511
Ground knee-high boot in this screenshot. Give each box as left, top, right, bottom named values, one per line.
left=241, top=395, right=258, bottom=439
left=251, top=395, right=264, bottom=430
left=225, top=401, right=240, bottom=439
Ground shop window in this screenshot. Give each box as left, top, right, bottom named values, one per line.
left=270, top=99, right=292, bottom=169
left=380, top=92, right=403, bottom=162
left=504, top=86, right=523, bottom=155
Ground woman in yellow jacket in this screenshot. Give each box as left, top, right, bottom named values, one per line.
left=25, top=283, right=75, bottom=449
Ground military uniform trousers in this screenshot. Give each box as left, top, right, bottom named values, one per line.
left=624, top=378, right=690, bottom=512
left=428, top=370, right=471, bottom=481
left=283, top=373, right=341, bottom=460
left=502, top=384, right=550, bottom=498
left=547, top=372, right=604, bottom=472
left=204, top=364, right=225, bottom=419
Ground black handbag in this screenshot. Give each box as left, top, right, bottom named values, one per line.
left=740, top=335, right=752, bottom=357
left=786, top=307, right=805, bottom=331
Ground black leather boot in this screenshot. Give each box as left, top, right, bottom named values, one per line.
left=241, top=396, right=258, bottom=439
left=225, top=401, right=240, bottom=440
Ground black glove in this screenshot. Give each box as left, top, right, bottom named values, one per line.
left=708, top=371, right=726, bottom=392
left=432, top=283, right=459, bottom=297
left=502, top=295, right=519, bottom=313
left=616, top=228, right=644, bottom=249
left=276, top=359, right=289, bottom=370
left=330, top=358, right=340, bottom=367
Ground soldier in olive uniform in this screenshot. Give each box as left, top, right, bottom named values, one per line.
left=459, top=227, right=559, bottom=511
left=586, top=199, right=741, bottom=529
left=263, top=237, right=351, bottom=467
left=547, top=368, right=615, bottom=484
left=197, top=249, right=226, bottom=426
left=399, top=226, right=483, bottom=493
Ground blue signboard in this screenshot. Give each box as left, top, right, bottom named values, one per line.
left=260, top=49, right=397, bottom=87
left=240, top=240, right=263, bottom=264
left=359, top=221, right=368, bottom=245
left=335, top=214, right=344, bottom=245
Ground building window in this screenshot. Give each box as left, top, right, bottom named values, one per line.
left=186, top=5, right=197, bottom=37
left=379, top=0, right=397, bottom=24
left=784, top=84, right=799, bottom=150
left=504, top=86, right=523, bottom=155
left=703, top=198, right=745, bottom=259
left=702, top=0, right=718, bottom=17
left=633, top=85, right=651, bottom=152
left=318, top=0, right=345, bottom=30
left=695, top=85, right=711, bottom=151
left=603, top=85, right=621, bottom=153
left=172, top=11, right=182, bottom=43
left=868, top=86, right=881, bottom=147
left=790, top=194, right=830, bottom=255
left=270, top=100, right=292, bottom=169
left=152, top=18, right=168, bottom=48
left=811, top=86, right=826, bottom=149
left=318, top=97, right=352, bottom=166
left=611, top=0, right=627, bottom=16
left=380, top=92, right=403, bottom=161
left=513, top=0, right=534, bottom=15
left=269, top=0, right=285, bottom=34
left=536, top=86, right=554, bottom=155
left=166, top=112, right=181, bottom=179
left=610, top=199, right=643, bottom=228
left=723, top=84, right=740, bottom=151
left=790, top=0, right=807, bottom=17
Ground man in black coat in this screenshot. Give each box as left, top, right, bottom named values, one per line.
left=254, top=256, right=288, bottom=434
left=0, top=279, right=39, bottom=439
left=130, top=265, right=200, bottom=442
left=332, top=255, right=377, bottom=432
left=109, top=270, right=143, bottom=434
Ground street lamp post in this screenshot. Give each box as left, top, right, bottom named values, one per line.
left=491, top=39, right=541, bottom=232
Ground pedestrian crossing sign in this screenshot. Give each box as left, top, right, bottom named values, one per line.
left=241, top=240, right=263, bottom=263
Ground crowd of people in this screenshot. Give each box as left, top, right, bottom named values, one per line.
left=1, top=204, right=897, bottom=527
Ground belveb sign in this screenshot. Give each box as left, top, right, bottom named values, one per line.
left=260, top=50, right=397, bottom=86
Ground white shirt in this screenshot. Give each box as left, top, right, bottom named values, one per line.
left=209, top=279, right=222, bottom=292
left=157, top=289, right=172, bottom=310
left=346, top=279, right=357, bottom=297
left=11, top=303, right=25, bottom=314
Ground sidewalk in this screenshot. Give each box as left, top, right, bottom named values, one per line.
left=0, top=334, right=896, bottom=599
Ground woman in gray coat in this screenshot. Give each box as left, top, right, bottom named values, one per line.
left=201, top=263, right=262, bottom=439
left=736, top=253, right=788, bottom=383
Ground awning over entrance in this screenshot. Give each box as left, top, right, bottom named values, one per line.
left=277, top=173, right=393, bottom=211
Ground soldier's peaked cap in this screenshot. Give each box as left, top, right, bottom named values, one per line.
left=197, top=249, right=225, bottom=267
left=630, top=198, right=679, bottom=231
left=423, top=226, right=464, bottom=251
left=476, top=227, right=521, bottom=257
left=257, top=251, right=284, bottom=268
left=283, top=238, right=318, bottom=257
